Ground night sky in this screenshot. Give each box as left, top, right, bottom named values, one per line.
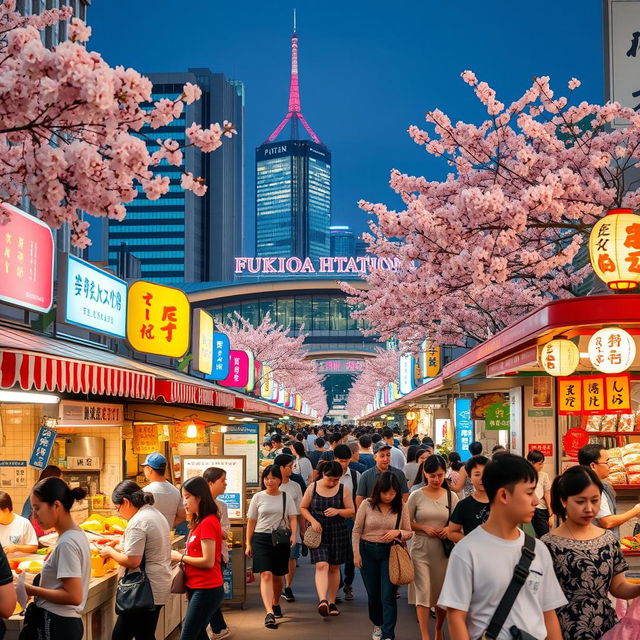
left=89, top=0, right=603, bottom=254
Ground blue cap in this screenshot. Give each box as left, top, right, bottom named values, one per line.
left=142, top=452, right=167, bottom=470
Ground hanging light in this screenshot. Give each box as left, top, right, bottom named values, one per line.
left=406, top=411, right=417, bottom=420
left=588, top=327, right=636, bottom=374
left=220, top=425, right=228, bottom=433
left=589, top=208, right=640, bottom=290
left=539, top=338, right=580, bottom=376
left=186, top=420, right=198, bottom=439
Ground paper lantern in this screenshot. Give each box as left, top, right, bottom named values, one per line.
left=406, top=411, right=417, bottom=420
left=588, top=327, right=636, bottom=374
left=589, top=208, right=640, bottom=290
left=539, top=339, right=580, bottom=376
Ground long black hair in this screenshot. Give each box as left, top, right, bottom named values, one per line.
left=292, top=441, right=307, bottom=459
left=406, top=445, right=421, bottom=463
left=421, top=454, right=449, bottom=489
left=32, top=477, right=86, bottom=511
left=182, top=476, right=219, bottom=528
left=261, top=464, right=283, bottom=490
left=370, top=471, right=403, bottom=514
left=551, top=465, right=603, bottom=521
left=112, top=480, right=155, bottom=509
left=448, top=451, right=464, bottom=472
left=318, top=460, right=343, bottom=478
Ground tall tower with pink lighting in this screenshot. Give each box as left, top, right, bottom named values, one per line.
left=255, top=11, right=331, bottom=261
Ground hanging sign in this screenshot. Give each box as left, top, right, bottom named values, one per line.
left=558, top=378, right=583, bottom=415
left=557, top=373, right=632, bottom=415
left=206, top=332, right=230, bottom=381
left=132, top=423, right=160, bottom=455
left=192, top=309, right=214, bottom=374
left=485, top=402, right=510, bottom=431
left=58, top=254, right=127, bottom=337
left=588, top=327, right=636, bottom=374
left=399, top=354, right=416, bottom=395
left=260, top=365, right=273, bottom=398
left=0, top=203, right=54, bottom=313
left=245, top=350, right=256, bottom=393
left=563, top=427, right=590, bottom=458
left=58, top=400, right=124, bottom=427
left=219, top=350, right=250, bottom=388
left=127, top=281, right=190, bottom=358
left=421, top=341, right=441, bottom=379
left=454, top=398, right=474, bottom=461
left=28, top=425, right=56, bottom=470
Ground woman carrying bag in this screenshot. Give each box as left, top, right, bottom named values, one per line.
left=353, top=472, right=413, bottom=640
left=170, top=476, right=224, bottom=640
left=99, top=481, right=171, bottom=640
left=246, top=465, right=298, bottom=630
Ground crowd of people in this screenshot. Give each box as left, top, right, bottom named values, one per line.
left=0, top=424, right=639, bottom=640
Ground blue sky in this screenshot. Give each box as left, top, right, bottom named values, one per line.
left=89, top=0, right=603, bottom=252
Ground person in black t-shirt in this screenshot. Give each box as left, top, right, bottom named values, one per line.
left=448, top=456, right=490, bottom=541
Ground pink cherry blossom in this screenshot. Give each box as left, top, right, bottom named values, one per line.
left=182, top=82, right=202, bottom=105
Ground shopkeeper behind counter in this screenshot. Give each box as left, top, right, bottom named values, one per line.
left=141, top=453, right=186, bottom=530
left=0, top=491, right=37, bottom=554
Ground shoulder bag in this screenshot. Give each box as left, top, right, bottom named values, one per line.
left=170, top=559, right=186, bottom=594
left=441, top=486, right=455, bottom=557
left=303, top=483, right=322, bottom=548
left=481, top=534, right=537, bottom=640
left=389, top=510, right=414, bottom=586
left=115, top=554, right=155, bottom=615
left=271, top=492, right=292, bottom=547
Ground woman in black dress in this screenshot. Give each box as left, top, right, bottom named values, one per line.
left=541, top=465, right=640, bottom=639
left=300, top=460, right=355, bottom=617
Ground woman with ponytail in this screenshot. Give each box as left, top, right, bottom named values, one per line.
left=23, top=477, right=91, bottom=640
left=101, top=480, right=172, bottom=640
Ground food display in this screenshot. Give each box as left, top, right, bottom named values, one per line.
left=607, top=443, right=640, bottom=485
left=621, top=535, right=640, bottom=551
left=79, top=513, right=126, bottom=535
left=584, top=412, right=640, bottom=433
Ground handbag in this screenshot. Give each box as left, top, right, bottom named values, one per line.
left=271, top=492, right=292, bottom=547
left=303, top=526, right=322, bottom=549
left=17, top=603, right=41, bottom=640
left=441, top=486, right=455, bottom=557
left=115, top=555, right=155, bottom=615
left=170, top=560, right=186, bottom=594
left=481, top=534, right=536, bottom=640
left=388, top=511, right=414, bottom=586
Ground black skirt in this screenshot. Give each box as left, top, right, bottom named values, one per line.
left=251, top=532, right=290, bottom=575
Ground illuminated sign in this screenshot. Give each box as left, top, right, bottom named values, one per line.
left=58, top=254, right=127, bottom=338
left=317, top=359, right=365, bottom=374
left=192, top=309, right=214, bottom=374
left=205, top=332, right=230, bottom=381
left=0, top=203, right=54, bottom=313
left=454, top=398, right=474, bottom=461
left=219, top=350, right=250, bottom=388
left=127, top=281, right=190, bottom=358
left=234, top=256, right=401, bottom=275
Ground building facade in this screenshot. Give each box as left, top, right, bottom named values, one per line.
left=330, top=225, right=355, bottom=257
left=107, top=68, right=245, bottom=284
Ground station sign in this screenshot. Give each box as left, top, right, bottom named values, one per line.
left=234, top=256, right=401, bottom=276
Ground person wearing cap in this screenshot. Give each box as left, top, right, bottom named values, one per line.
left=142, top=453, right=186, bottom=529
left=355, top=442, right=409, bottom=508
left=382, top=428, right=406, bottom=471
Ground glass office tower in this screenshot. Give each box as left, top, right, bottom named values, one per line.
left=329, top=225, right=355, bottom=258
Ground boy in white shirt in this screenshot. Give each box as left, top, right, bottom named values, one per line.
left=438, top=453, right=566, bottom=640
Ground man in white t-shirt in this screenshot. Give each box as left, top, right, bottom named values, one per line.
left=438, top=454, right=566, bottom=640
left=141, top=453, right=186, bottom=529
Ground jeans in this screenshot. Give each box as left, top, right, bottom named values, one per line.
left=359, top=541, right=397, bottom=640
left=209, top=607, right=227, bottom=634
left=343, top=519, right=355, bottom=587
left=182, top=587, right=225, bottom=640
left=531, top=508, right=550, bottom=538
left=112, top=605, right=162, bottom=640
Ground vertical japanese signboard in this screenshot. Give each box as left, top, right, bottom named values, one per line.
left=58, top=254, right=127, bottom=337
left=398, top=354, right=416, bottom=395
left=454, top=398, right=474, bottom=462
left=558, top=373, right=632, bottom=415
left=206, top=332, right=230, bottom=381
left=219, top=350, right=250, bottom=388
left=192, top=309, right=214, bottom=374
left=0, top=203, right=54, bottom=313
left=127, top=281, right=190, bottom=358
left=29, top=425, right=56, bottom=470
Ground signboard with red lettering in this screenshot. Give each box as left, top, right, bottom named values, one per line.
left=562, top=428, right=590, bottom=458
left=528, top=443, right=553, bottom=458
left=219, top=350, right=250, bottom=388
left=0, top=204, right=54, bottom=313
left=558, top=373, right=632, bottom=415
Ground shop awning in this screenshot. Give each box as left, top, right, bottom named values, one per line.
left=155, top=379, right=234, bottom=408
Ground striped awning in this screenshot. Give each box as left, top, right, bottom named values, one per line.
left=0, top=350, right=155, bottom=400
left=155, top=379, right=234, bottom=408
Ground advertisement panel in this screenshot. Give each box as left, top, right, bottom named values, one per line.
left=454, top=398, right=474, bottom=462
left=192, top=309, right=214, bottom=374
left=223, top=424, right=259, bottom=485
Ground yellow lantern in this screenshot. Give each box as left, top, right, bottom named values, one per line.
left=588, top=327, right=636, bottom=374
left=589, top=208, right=640, bottom=290
left=539, top=338, right=580, bottom=376
left=406, top=411, right=417, bottom=420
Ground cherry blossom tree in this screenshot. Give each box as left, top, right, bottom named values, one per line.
left=0, top=1, right=235, bottom=247
left=346, top=348, right=399, bottom=418
left=344, top=72, right=640, bottom=348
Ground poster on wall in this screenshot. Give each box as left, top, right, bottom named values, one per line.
left=471, top=393, right=507, bottom=420
left=223, top=424, right=259, bottom=485
left=181, top=455, right=246, bottom=520
left=532, top=377, right=552, bottom=408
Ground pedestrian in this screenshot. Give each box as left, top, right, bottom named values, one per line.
left=438, top=453, right=566, bottom=640
left=407, top=454, right=458, bottom=640
left=402, top=445, right=424, bottom=485
left=409, top=452, right=431, bottom=492
left=141, top=453, right=186, bottom=529
left=358, top=435, right=376, bottom=469
left=203, top=467, right=232, bottom=640
left=300, top=460, right=355, bottom=617
left=0, top=491, right=37, bottom=554
left=541, top=465, right=640, bottom=639
left=246, top=465, right=298, bottom=629
left=101, top=481, right=171, bottom=640
left=381, top=428, right=405, bottom=470
left=491, top=444, right=507, bottom=458
left=0, top=543, right=16, bottom=638
left=291, top=442, right=314, bottom=484
left=450, top=442, right=483, bottom=496
left=446, top=452, right=464, bottom=494
left=308, top=438, right=326, bottom=470
left=21, top=464, right=62, bottom=538
left=447, top=456, right=489, bottom=542
left=272, top=454, right=304, bottom=604
left=347, top=441, right=367, bottom=474
left=23, top=478, right=90, bottom=640
left=170, top=476, right=224, bottom=640
left=356, top=442, right=409, bottom=507
left=353, top=472, right=413, bottom=640
left=527, top=449, right=554, bottom=538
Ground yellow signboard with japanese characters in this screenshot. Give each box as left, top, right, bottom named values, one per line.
left=192, top=309, right=214, bottom=374
left=127, top=281, right=190, bottom=358
left=132, top=423, right=160, bottom=454
left=558, top=373, right=631, bottom=415
left=605, top=374, right=632, bottom=413
left=558, top=378, right=583, bottom=415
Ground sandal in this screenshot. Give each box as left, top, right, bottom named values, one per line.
left=328, top=603, right=340, bottom=616
left=318, top=600, right=329, bottom=617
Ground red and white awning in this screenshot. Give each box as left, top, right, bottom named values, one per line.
left=155, top=379, right=234, bottom=408
left=0, top=350, right=155, bottom=400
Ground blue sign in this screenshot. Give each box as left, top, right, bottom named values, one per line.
left=29, top=426, right=56, bottom=470
left=58, top=254, right=127, bottom=338
left=455, top=398, right=474, bottom=462
left=219, top=492, right=241, bottom=511
left=223, top=554, right=233, bottom=600
left=0, top=460, right=26, bottom=467
left=206, top=332, right=230, bottom=381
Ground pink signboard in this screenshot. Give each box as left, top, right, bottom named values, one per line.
left=219, top=350, right=250, bottom=388
left=0, top=204, right=54, bottom=313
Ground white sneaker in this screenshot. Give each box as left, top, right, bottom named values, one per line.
left=208, top=629, right=231, bottom=640
left=372, top=626, right=382, bottom=640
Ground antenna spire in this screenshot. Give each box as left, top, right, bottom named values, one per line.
left=266, top=11, right=322, bottom=145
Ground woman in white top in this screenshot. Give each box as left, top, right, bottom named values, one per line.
left=246, top=465, right=297, bottom=630
left=100, top=480, right=171, bottom=640
left=292, top=442, right=314, bottom=484
left=0, top=490, right=37, bottom=554
left=25, top=477, right=91, bottom=640
left=204, top=467, right=231, bottom=640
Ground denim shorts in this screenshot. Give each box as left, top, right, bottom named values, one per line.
left=290, top=542, right=301, bottom=560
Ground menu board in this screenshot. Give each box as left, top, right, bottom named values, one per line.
left=181, top=455, right=246, bottom=521
left=223, top=424, right=259, bottom=485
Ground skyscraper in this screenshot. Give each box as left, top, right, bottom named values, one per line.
left=107, top=69, right=244, bottom=284
left=329, top=225, right=355, bottom=257
left=255, top=15, right=331, bottom=260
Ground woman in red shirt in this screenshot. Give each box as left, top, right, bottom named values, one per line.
left=171, top=476, right=224, bottom=640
